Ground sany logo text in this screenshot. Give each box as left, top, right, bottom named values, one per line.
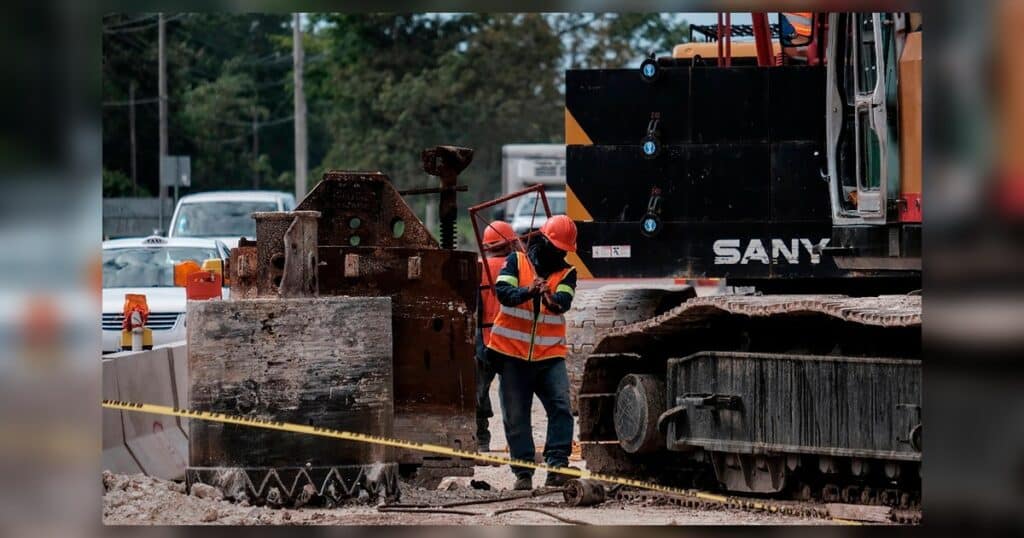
left=713, top=238, right=831, bottom=265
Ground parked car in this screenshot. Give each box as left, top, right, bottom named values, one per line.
left=509, top=190, right=566, bottom=235
left=167, top=190, right=296, bottom=249
left=102, top=236, right=229, bottom=353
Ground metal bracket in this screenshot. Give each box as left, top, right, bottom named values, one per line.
left=646, top=114, right=660, bottom=137
left=679, top=393, right=743, bottom=411
left=656, top=404, right=686, bottom=433
left=896, top=403, right=921, bottom=451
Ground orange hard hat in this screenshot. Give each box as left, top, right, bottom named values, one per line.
left=540, top=215, right=577, bottom=252
left=482, top=221, right=516, bottom=251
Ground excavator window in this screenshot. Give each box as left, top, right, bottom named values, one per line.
left=856, top=14, right=879, bottom=96
left=858, top=109, right=883, bottom=191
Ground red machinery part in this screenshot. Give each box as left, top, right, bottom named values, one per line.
left=752, top=12, right=774, bottom=67
left=185, top=271, right=223, bottom=301
left=467, top=184, right=551, bottom=289
left=899, top=193, right=922, bottom=223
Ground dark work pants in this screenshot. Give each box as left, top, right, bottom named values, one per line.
left=475, top=329, right=498, bottom=447
left=490, top=350, right=574, bottom=478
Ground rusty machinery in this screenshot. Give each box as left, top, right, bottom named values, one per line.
left=468, top=184, right=553, bottom=287
left=189, top=146, right=481, bottom=503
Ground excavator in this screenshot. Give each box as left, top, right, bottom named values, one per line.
left=563, top=12, right=922, bottom=507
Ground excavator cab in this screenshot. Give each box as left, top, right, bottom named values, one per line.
left=825, top=13, right=921, bottom=270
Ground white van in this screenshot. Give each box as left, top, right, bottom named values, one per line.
left=510, top=191, right=567, bottom=235
left=168, top=191, right=296, bottom=249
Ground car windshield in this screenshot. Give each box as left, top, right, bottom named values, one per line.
left=103, top=246, right=220, bottom=288
left=515, top=194, right=566, bottom=218
left=173, top=200, right=277, bottom=238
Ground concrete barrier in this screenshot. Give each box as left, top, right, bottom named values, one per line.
left=107, top=345, right=189, bottom=480
left=162, top=342, right=190, bottom=436
left=102, top=359, right=143, bottom=475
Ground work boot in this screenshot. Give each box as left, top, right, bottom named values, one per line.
left=513, top=476, right=533, bottom=491
left=544, top=469, right=570, bottom=488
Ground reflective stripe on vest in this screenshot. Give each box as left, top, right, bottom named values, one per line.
left=479, top=255, right=507, bottom=346
left=490, top=326, right=566, bottom=346
left=498, top=304, right=565, bottom=325
left=486, top=251, right=574, bottom=361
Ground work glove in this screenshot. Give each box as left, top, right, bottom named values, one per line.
left=542, top=290, right=565, bottom=313
left=527, top=278, right=547, bottom=297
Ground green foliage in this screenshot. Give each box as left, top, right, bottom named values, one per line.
left=550, top=13, right=690, bottom=70
left=102, top=12, right=689, bottom=202
left=103, top=168, right=149, bottom=197
left=314, top=13, right=563, bottom=202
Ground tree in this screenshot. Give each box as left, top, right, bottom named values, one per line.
left=102, top=12, right=690, bottom=201
left=103, top=168, right=150, bottom=197
left=311, top=13, right=563, bottom=207
left=550, top=13, right=690, bottom=70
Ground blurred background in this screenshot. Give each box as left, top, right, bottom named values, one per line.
left=2, top=0, right=1024, bottom=535
left=99, top=11, right=692, bottom=249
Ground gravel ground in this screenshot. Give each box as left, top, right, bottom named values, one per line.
left=102, top=471, right=826, bottom=525
left=102, top=386, right=823, bottom=525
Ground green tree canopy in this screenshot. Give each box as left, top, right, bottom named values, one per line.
left=102, top=12, right=689, bottom=205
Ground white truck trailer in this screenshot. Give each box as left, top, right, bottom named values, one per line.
left=499, top=144, right=566, bottom=220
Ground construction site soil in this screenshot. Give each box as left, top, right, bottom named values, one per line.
left=103, top=386, right=826, bottom=525
left=102, top=470, right=829, bottom=525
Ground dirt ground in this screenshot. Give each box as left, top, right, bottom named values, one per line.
left=103, top=386, right=824, bottom=525
left=102, top=470, right=826, bottom=525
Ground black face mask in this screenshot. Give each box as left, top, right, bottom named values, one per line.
left=532, top=236, right=566, bottom=269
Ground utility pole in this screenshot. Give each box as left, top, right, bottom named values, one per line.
left=252, top=107, right=260, bottom=189
left=129, top=80, right=137, bottom=196
left=293, top=13, right=308, bottom=199
left=158, top=13, right=168, bottom=230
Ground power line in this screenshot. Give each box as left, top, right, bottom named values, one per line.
left=206, top=114, right=294, bottom=127
left=103, top=13, right=157, bottom=28
left=105, top=31, right=151, bottom=54
left=261, top=115, right=295, bottom=127
left=104, top=96, right=160, bottom=107
left=104, top=13, right=186, bottom=34
left=174, top=23, right=306, bottom=69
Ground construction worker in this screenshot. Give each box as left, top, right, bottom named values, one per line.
left=486, top=214, right=578, bottom=490
left=476, top=220, right=520, bottom=452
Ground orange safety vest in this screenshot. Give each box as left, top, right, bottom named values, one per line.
left=479, top=255, right=506, bottom=346
left=783, top=12, right=814, bottom=37
left=486, top=252, right=575, bottom=361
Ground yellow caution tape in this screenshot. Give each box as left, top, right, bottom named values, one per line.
left=101, top=399, right=861, bottom=524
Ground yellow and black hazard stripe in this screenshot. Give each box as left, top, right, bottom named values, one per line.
left=101, top=399, right=864, bottom=524
left=564, top=107, right=597, bottom=279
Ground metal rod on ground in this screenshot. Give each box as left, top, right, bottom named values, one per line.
left=383, top=493, right=530, bottom=510
left=377, top=506, right=589, bottom=525
left=490, top=507, right=589, bottom=525
left=383, top=487, right=559, bottom=509
left=377, top=507, right=480, bottom=517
